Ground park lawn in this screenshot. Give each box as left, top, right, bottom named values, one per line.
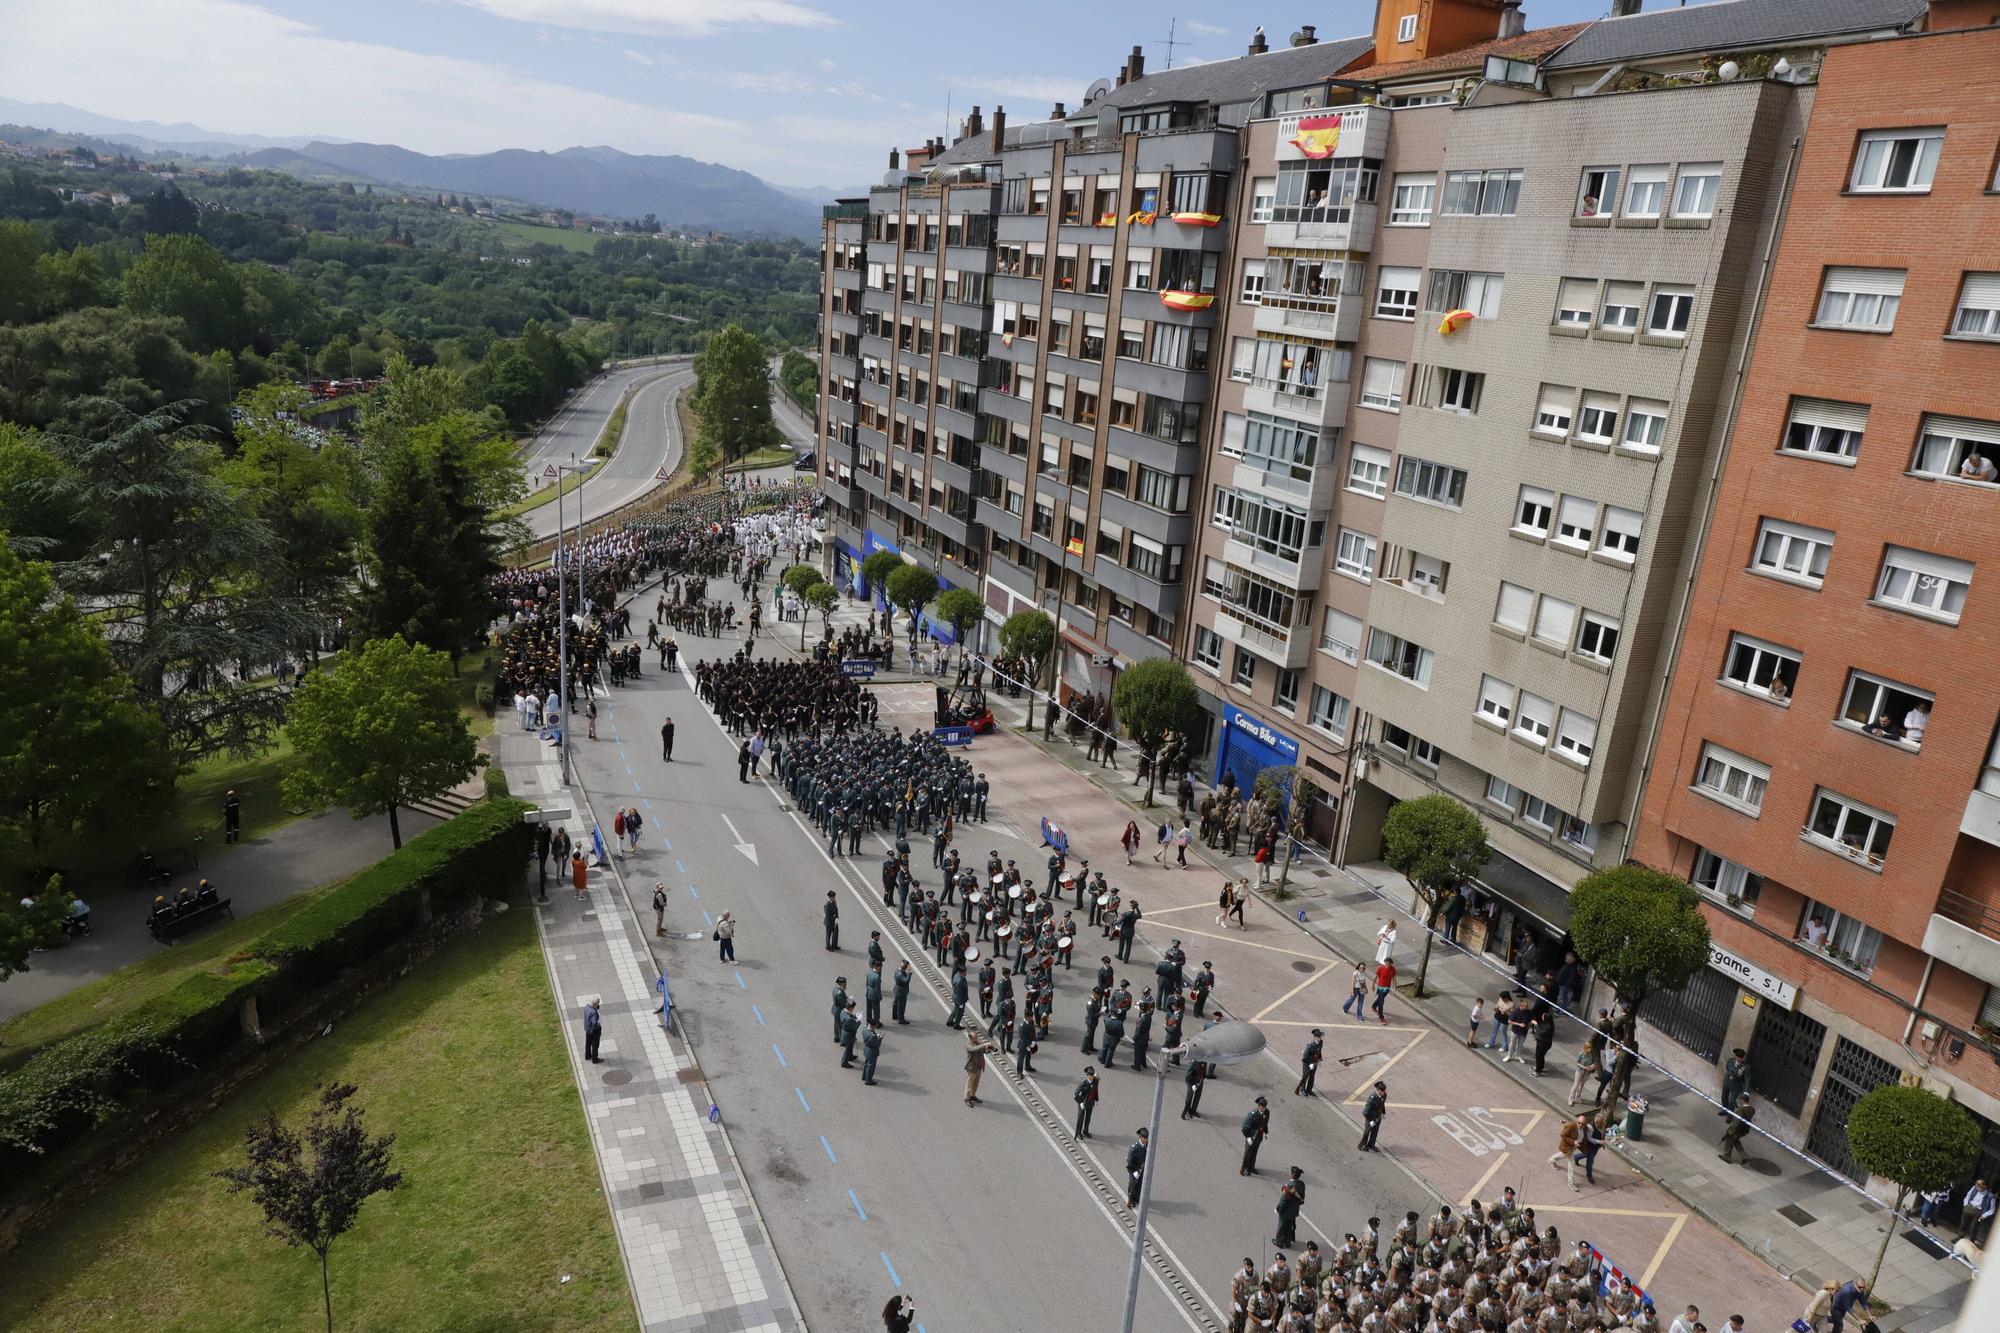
left=0, top=907, right=633, bottom=1333
left=482, top=216, right=601, bottom=254
left=0, top=871, right=351, bottom=1071
left=727, top=445, right=796, bottom=470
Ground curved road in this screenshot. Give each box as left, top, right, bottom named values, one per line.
left=522, top=364, right=693, bottom=540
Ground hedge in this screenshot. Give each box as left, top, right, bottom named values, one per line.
left=0, top=798, right=530, bottom=1172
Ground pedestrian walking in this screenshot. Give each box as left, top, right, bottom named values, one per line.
left=1718, top=1047, right=1750, bottom=1115
left=1828, top=1279, right=1872, bottom=1333
left=1718, top=1094, right=1756, bottom=1164
left=823, top=890, right=840, bottom=950
left=570, top=849, right=589, bottom=901
left=1175, top=821, right=1191, bottom=869
left=1230, top=878, right=1248, bottom=929
left=963, top=1028, right=999, bottom=1106
left=1374, top=919, right=1397, bottom=965
left=1342, top=962, right=1368, bottom=1022
left=1532, top=1006, right=1556, bottom=1077
left=1548, top=1112, right=1586, bottom=1191
left=1569, top=1036, right=1603, bottom=1104
left=661, top=717, right=675, bottom=761
left=1240, top=1096, right=1270, bottom=1175
left=882, top=1294, right=915, bottom=1332
left=1372, top=958, right=1396, bottom=1023
left=586, top=698, right=597, bottom=740
left=1074, top=1066, right=1100, bottom=1138
left=1575, top=1112, right=1606, bottom=1184
left=715, top=911, right=736, bottom=961
left=1358, top=1080, right=1387, bottom=1152
left=1121, top=819, right=1140, bottom=865
left=1295, top=1029, right=1323, bottom=1097
left=582, top=996, right=603, bottom=1063
left=643, top=882, right=664, bottom=936
left=1486, top=993, right=1514, bottom=1056
left=223, top=789, right=241, bottom=843
left=1125, top=1128, right=1149, bottom=1208
left=1153, top=820, right=1171, bottom=862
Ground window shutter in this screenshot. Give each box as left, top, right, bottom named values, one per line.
left=1824, top=267, right=1906, bottom=298
left=1884, top=545, right=1973, bottom=583
left=1922, top=413, right=2000, bottom=446
left=1960, top=273, right=2000, bottom=308
left=1791, top=398, right=1870, bottom=434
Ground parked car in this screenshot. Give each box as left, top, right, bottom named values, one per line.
left=792, top=450, right=817, bottom=471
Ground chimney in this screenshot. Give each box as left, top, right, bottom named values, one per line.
left=1128, top=44, right=1146, bottom=82
left=1292, top=24, right=1318, bottom=47
left=1115, top=67, right=1128, bottom=88
left=1611, top=0, right=1643, bottom=15
left=1248, top=27, right=1268, bottom=56
left=964, top=105, right=984, bottom=140
left=1050, top=100, right=1066, bottom=119
left=1499, top=0, right=1526, bottom=37
left=889, top=147, right=900, bottom=170
left=990, top=105, right=1006, bottom=148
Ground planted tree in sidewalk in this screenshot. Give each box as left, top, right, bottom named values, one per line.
left=1568, top=865, right=1711, bottom=1109
left=933, top=586, right=985, bottom=663
left=281, top=635, right=481, bottom=850
left=806, top=581, right=840, bottom=646
left=1112, top=658, right=1201, bottom=808
left=1380, top=794, right=1489, bottom=998
left=217, top=1081, right=404, bottom=1333
left=998, top=608, right=1056, bottom=730
left=860, top=550, right=903, bottom=610
left=1251, top=765, right=1322, bottom=895
left=781, top=563, right=825, bottom=650
left=885, top=564, right=939, bottom=646
left=1847, top=1083, right=1980, bottom=1294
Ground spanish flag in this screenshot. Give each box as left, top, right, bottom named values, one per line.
left=1169, top=211, right=1223, bottom=227
left=1065, top=537, right=1085, bottom=557
left=1096, top=212, right=1119, bottom=227
left=1160, top=290, right=1215, bottom=312
left=1290, top=114, right=1341, bottom=159
left=1437, top=308, right=1475, bottom=336
left=1125, top=209, right=1157, bottom=226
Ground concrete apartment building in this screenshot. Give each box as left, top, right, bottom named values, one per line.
left=1631, top=10, right=2000, bottom=1195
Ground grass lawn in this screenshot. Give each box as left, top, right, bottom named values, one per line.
left=0, top=907, right=632, bottom=1333
left=481, top=216, right=601, bottom=254
left=726, top=445, right=797, bottom=471
left=455, top=648, right=499, bottom=740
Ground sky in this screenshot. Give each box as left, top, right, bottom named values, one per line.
left=0, top=0, right=1631, bottom=188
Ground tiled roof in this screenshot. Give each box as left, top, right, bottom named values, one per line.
left=1096, top=34, right=1375, bottom=109
left=1360, top=22, right=1592, bottom=83
left=1544, top=0, right=1926, bottom=70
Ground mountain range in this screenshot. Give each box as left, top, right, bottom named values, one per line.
left=1, top=99, right=830, bottom=240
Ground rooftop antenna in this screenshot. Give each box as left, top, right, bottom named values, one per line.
left=1162, top=17, right=1184, bottom=70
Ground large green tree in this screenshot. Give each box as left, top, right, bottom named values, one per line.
left=0, top=220, right=43, bottom=324
left=120, top=233, right=250, bottom=353
left=1380, top=794, right=1490, bottom=996
left=933, top=586, right=985, bottom=661
left=2, top=880, right=72, bottom=984
left=0, top=545, right=171, bottom=866
left=1847, top=1084, right=1980, bottom=1292
left=998, top=608, right=1056, bottom=729
left=1111, top=658, right=1201, bottom=807
left=362, top=426, right=500, bottom=661
left=690, top=324, right=777, bottom=462
left=281, top=635, right=481, bottom=849
left=1569, top=865, right=1712, bottom=1108
left=0, top=422, right=87, bottom=557
left=885, top=565, right=940, bottom=640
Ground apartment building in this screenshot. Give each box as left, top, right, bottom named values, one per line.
left=1630, top=11, right=2000, bottom=1195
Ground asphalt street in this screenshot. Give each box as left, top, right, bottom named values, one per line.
left=519, top=362, right=691, bottom=540
left=562, top=612, right=1432, bottom=1330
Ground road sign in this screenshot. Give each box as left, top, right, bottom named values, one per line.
left=840, top=659, right=877, bottom=678
left=933, top=724, right=974, bottom=747
left=543, top=463, right=558, bottom=478
left=655, top=466, right=671, bottom=480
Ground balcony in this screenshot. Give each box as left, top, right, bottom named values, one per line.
left=1964, top=779, right=2000, bottom=849
left=1222, top=534, right=1320, bottom=591
left=1212, top=605, right=1310, bottom=670
left=1253, top=289, right=1362, bottom=343
left=1271, top=106, right=1386, bottom=164
left=1923, top=889, right=2000, bottom=988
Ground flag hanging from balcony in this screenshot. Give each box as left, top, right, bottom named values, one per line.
left=1096, top=212, right=1119, bottom=227
left=1169, top=211, right=1222, bottom=227
left=1001, top=333, right=1015, bottom=347
left=1065, top=536, right=1085, bottom=556
left=1160, top=290, right=1215, bottom=312
left=1290, top=114, right=1342, bottom=159
left=1125, top=209, right=1157, bottom=226
left=1438, top=308, right=1475, bottom=336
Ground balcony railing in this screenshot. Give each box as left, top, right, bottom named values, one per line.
left=1938, top=888, right=2000, bottom=944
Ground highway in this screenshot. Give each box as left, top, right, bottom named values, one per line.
left=520, top=363, right=692, bottom=540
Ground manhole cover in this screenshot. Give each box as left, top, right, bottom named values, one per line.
left=1292, top=961, right=1316, bottom=973
left=1777, top=1204, right=1816, bottom=1227
left=637, top=1182, right=666, bottom=1200
left=602, top=1069, right=633, bottom=1087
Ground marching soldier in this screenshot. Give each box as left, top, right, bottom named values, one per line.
left=1014, top=1011, right=1038, bottom=1074
left=978, top=959, right=996, bottom=1018
left=859, top=1020, right=882, bottom=1085
left=867, top=930, right=885, bottom=968
left=1359, top=1080, right=1388, bottom=1153
left=1162, top=998, right=1185, bottom=1065
left=823, top=891, right=840, bottom=951
left=1074, top=1066, right=1100, bottom=1138
left=1295, top=1028, right=1324, bottom=1097
left=1240, top=1095, right=1271, bottom=1175
left=1229, top=1257, right=1258, bottom=1333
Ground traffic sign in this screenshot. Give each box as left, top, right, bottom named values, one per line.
left=655, top=466, right=671, bottom=480
left=934, top=724, right=974, bottom=747
left=543, top=463, right=558, bottom=479
left=840, top=659, right=878, bottom=678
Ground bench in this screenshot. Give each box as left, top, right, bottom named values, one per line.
left=149, top=897, right=234, bottom=944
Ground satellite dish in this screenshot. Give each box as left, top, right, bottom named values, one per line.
left=1772, top=57, right=1791, bottom=76
left=1082, top=78, right=1113, bottom=106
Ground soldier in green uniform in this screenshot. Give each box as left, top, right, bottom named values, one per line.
left=859, top=1019, right=882, bottom=1085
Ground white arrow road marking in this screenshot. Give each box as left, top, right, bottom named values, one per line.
left=720, top=813, right=758, bottom=865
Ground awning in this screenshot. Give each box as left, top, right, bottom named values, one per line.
left=1473, top=850, right=1574, bottom=936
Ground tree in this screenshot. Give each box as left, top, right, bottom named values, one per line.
left=806, top=581, right=840, bottom=643
left=781, top=562, right=823, bottom=598
left=1568, top=865, right=1712, bottom=1109
left=0, top=220, right=44, bottom=325
left=690, top=324, right=777, bottom=462
left=1380, top=795, right=1490, bottom=997
left=1252, top=765, right=1322, bottom=894
left=121, top=233, right=250, bottom=352
left=2, top=877, right=72, bottom=983
left=1847, top=1084, right=1980, bottom=1293
left=362, top=425, right=502, bottom=662
left=860, top=550, right=903, bottom=607
left=998, top=609, right=1056, bottom=730
left=933, top=586, right=985, bottom=662
left=281, top=635, right=481, bottom=850
left=886, top=565, right=939, bottom=644
left=217, top=1082, right=404, bottom=1333
left=0, top=545, right=171, bottom=865
left=1111, top=659, right=1201, bottom=808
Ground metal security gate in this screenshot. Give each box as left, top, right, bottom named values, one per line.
left=1748, top=1003, right=1828, bottom=1117
left=1809, top=1038, right=1901, bottom=1183
left=1639, top=966, right=1738, bottom=1064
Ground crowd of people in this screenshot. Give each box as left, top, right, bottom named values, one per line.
left=694, top=654, right=873, bottom=739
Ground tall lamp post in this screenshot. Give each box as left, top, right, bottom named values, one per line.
left=1120, top=1019, right=1266, bottom=1333
left=553, top=453, right=594, bottom=787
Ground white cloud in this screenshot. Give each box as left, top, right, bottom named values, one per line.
left=0, top=0, right=899, bottom=183
left=449, top=0, right=836, bottom=37
left=943, top=73, right=1090, bottom=107
left=623, top=48, right=655, bottom=65
left=1184, top=20, right=1227, bottom=37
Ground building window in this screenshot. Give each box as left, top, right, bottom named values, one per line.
left=1533, top=596, right=1575, bottom=648
left=1485, top=774, right=1523, bottom=813
left=1424, top=270, right=1503, bottom=320
left=1598, top=505, right=1642, bottom=561
left=1624, top=164, right=1668, bottom=219
left=1751, top=518, right=1833, bottom=587
left=1849, top=128, right=1943, bottom=194
left=1388, top=173, right=1434, bottom=226
left=1723, top=633, right=1801, bottom=702
left=1495, top=581, right=1534, bottom=634
left=1556, top=710, right=1599, bottom=768
left=1694, top=743, right=1770, bottom=814
left=1554, top=495, right=1596, bottom=550
left=1952, top=273, right=2000, bottom=341
left=1432, top=367, right=1483, bottom=414
left=1320, top=608, right=1362, bottom=664
left=1623, top=399, right=1668, bottom=454
left=1200, top=557, right=1227, bottom=599
left=1814, top=268, right=1905, bottom=333
left=1671, top=163, right=1721, bottom=218
left=1575, top=611, right=1620, bottom=664
left=1309, top=685, right=1350, bottom=738
left=1192, top=626, right=1223, bottom=672
left=1798, top=898, right=1884, bottom=974
left=1838, top=670, right=1932, bottom=749
left=1359, top=357, right=1405, bottom=411
left=1911, top=413, right=2000, bottom=484
left=1575, top=392, right=1620, bottom=444
left=1600, top=281, right=1642, bottom=331
left=1232, top=647, right=1257, bottom=688
left=1555, top=278, right=1596, bottom=330
left=1514, top=691, right=1555, bottom=747
left=1875, top=545, right=1972, bottom=621
left=1534, top=384, right=1575, bottom=437
left=1375, top=266, right=1421, bottom=320
left=1515, top=485, right=1554, bottom=538
left=1346, top=443, right=1390, bottom=498
left=1520, top=794, right=1558, bottom=831
left=1240, top=259, right=1266, bottom=305
left=1366, top=628, right=1434, bottom=687
left=1692, top=847, right=1762, bottom=908
left=1441, top=168, right=1523, bottom=217
left=1275, top=668, right=1300, bottom=713
left=1396, top=12, right=1418, bottom=41
left=1393, top=456, right=1467, bottom=508
left=1782, top=397, right=1867, bottom=462
left=1476, top=674, right=1515, bottom=727
left=1576, top=166, right=1621, bottom=218
left=1335, top=528, right=1376, bottom=582
left=1250, top=177, right=1275, bottom=223
left=1806, top=790, right=1896, bottom=865
left=1646, top=286, right=1694, bottom=337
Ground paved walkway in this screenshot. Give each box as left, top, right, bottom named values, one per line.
left=495, top=695, right=804, bottom=1333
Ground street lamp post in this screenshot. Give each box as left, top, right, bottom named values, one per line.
left=554, top=454, right=593, bottom=787
left=1120, top=1019, right=1266, bottom=1333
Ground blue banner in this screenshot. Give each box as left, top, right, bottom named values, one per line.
left=934, top=724, right=974, bottom=747
left=841, top=658, right=878, bottom=678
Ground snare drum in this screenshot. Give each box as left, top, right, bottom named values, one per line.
left=963, top=945, right=981, bottom=962
left=996, top=924, right=1014, bottom=940
left=1097, top=893, right=1111, bottom=906
left=1007, top=884, right=1022, bottom=901
left=1057, top=935, right=1074, bottom=950
left=984, top=910, right=995, bottom=922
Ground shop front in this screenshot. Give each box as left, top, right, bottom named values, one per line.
left=1213, top=703, right=1301, bottom=797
